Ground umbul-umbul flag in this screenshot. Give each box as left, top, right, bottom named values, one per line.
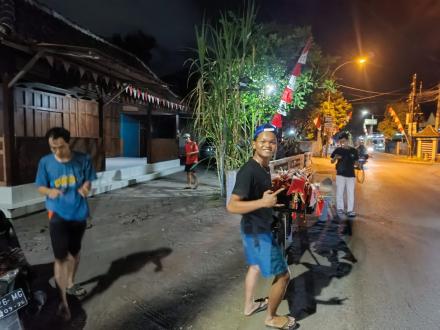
left=272, top=37, right=313, bottom=128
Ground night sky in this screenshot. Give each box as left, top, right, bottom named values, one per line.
left=39, top=0, right=439, bottom=112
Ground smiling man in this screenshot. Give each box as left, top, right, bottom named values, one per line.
left=227, top=123, right=295, bottom=330
left=36, top=127, right=97, bottom=320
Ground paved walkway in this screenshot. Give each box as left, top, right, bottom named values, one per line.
left=12, top=161, right=360, bottom=330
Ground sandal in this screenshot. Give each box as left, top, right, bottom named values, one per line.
left=66, top=284, right=87, bottom=297
left=244, top=297, right=268, bottom=316
left=265, top=316, right=296, bottom=329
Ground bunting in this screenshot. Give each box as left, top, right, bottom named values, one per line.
left=272, top=37, right=313, bottom=128
left=123, top=84, right=187, bottom=111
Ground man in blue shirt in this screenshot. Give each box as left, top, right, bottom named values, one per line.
left=36, top=127, right=97, bottom=320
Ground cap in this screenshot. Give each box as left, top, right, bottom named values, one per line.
left=253, top=123, right=277, bottom=140
left=183, top=133, right=191, bottom=139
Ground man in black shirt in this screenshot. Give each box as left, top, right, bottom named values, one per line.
left=331, top=132, right=359, bottom=217
left=227, top=123, right=296, bottom=330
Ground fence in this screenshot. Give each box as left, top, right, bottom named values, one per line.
left=269, top=152, right=312, bottom=175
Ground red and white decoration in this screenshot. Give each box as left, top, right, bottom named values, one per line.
left=387, top=107, right=404, bottom=134
left=124, top=84, right=187, bottom=111
left=272, top=37, right=313, bottom=128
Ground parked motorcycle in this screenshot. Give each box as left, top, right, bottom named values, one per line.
left=0, top=212, right=46, bottom=329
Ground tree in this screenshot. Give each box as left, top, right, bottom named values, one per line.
left=187, top=4, right=341, bottom=193
left=378, top=102, right=408, bottom=139
left=320, top=92, right=352, bottom=129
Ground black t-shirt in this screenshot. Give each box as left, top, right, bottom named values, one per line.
left=331, top=147, right=359, bottom=177
left=232, top=158, right=273, bottom=234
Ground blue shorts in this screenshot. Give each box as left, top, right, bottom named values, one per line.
left=241, top=231, right=288, bottom=278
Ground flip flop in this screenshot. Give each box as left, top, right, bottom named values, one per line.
left=66, top=284, right=87, bottom=297
left=265, top=316, right=296, bottom=329
left=244, top=298, right=268, bottom=316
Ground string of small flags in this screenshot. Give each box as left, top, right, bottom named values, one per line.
left=124, top=85, right=187, bottom=111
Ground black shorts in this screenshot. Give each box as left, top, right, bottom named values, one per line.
left=49, top=213, right=86, bottom=260
left=184, top=164, right=197, bottom=172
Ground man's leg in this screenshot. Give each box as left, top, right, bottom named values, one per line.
left=346, top=177, right=355, bottom=212
left=66, top=253, right=79, bottom=289
left=49, top=214, right=71, bottom=319
left=265, top=271, right=293, bottom=327
left=335, top=175, right=345, bottom=211
left=186, top=171, right=192, bottom=187
left=54, top=258, right=71, bottom=320
left=66, top=221, right=87, bottom=296
left=244, top=265, right=261, bottom=315
left=192, top=171, right=198, bottom=189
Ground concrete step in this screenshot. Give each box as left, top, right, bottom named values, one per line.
left=0, top=162, right=184, bottom=219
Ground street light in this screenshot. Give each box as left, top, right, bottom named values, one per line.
left=331, top=57, right=367, bottom=77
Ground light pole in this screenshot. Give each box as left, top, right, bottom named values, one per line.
left=330, top=57, right=367, bottom=78
left=321, top=57, right=367, bottom=157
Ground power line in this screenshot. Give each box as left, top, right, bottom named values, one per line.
left=339, top=84, right=407, bottom=95
left=348, top=90, right=407, bottom=102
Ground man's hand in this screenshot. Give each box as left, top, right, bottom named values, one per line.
left=47, top=189, right=63, bottom=199
left=260, top=188, right=285, bottom=208
left=78, top=182, right=91, bottom=198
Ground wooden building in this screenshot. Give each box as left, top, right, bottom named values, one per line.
left=413, top=125, right=440, bottom=161
left=0, top=0, right=189, bottom=187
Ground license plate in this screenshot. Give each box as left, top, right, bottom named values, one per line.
left=0, top=289, right=28, bottom=320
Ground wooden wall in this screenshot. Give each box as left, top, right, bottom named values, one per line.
left=14, top=87, right=99, bottom=138
left=150, top=138, right=178, bottom=163
left=103, top=103, right=121, bottom=157
left=11, top=87, right=103, bottom=185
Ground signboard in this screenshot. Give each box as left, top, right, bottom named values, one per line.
left=324, top=116, right=333, bottom=123
left=364, top=118, right=377, bottom=125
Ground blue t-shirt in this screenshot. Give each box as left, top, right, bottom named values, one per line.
left=35, top=152, right=97, bottom=221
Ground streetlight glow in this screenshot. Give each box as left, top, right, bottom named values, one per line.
left=265, top=83, right=276, bottom=96
left=331, top=56, right=368, bottom=77
left=362, top=109, right=369, bottom=116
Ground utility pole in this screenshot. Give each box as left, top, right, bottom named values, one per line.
left=408, top=73, right=417, bottom=157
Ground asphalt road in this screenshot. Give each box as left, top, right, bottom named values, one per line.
left=297, top=153, right=440, bottom=330
left=12, top=155, right=440, bottom=330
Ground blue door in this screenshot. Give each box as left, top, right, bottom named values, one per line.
left=121, top=114, right=140, bottom=157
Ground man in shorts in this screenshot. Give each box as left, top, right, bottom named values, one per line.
left=36, top=127, right=97, bottom=320
left=227, top=123, right=296, bottom=329
left=183, top=133, right=199, bottom=189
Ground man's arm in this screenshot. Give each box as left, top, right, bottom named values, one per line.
left=226, top=188, right=285, bottom=214
left=186, top=142, right=199, bottom=156
left=78, top=181, right=92, bottom=197
left=37, top=186, right=63, bottom=199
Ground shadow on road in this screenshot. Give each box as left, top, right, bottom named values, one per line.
left=23, top=262, right=87, bottom=330
left=22, top=248, right=172, bottom=329
left=285, top=215, right=357, bottom=321
left=80, top=247, right=173, bottom=303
